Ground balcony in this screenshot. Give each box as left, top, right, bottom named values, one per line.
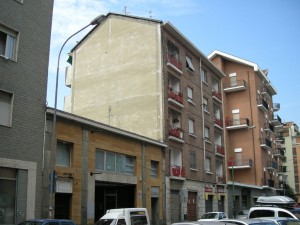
left=278, top=165, right=287, bottom=174
left=276, top=142, right=286, bottom=151
left=168, top=87, right=184, bottom=108
left=262, top=178, right=275, bottom=188
left=216, top=175, right=226, bottom=185
left=223, top=79, right=246, bottom=93
left=260, top=138, right=272, bottom=150
left=215, top=145, right=225, bottom=157
left=170, top=165, right=185, bottom=179
left=275, top=135, right=285, bottom=143
left=65, top=66, right=73, bottom=87
left=212, top=89, right=222, bottom=103
left=214, top=117, right=223, bottom=130
left=273, top=149, right=285, bottom=159
left=267, top=161, right=278, bottom=170
left=273, top=103, right=280, bottom=112
left=264, top=122, right=274, bottom=134
left=167, top=55, right=182, bottom=74
left=257, top=98, right=269, bottom=112
left=261, top=86, right=272, bottom=99
left=168, top=127, right=184, bottom=143
left=227, top=158, right=253, bottom=169
left=271, top=114, right=282, bottom=126
left=225, top=117, right=250, bottom=130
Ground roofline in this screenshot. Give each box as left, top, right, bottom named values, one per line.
left=70, top=12, right=162, bottom=53
left=47, top=108, right=167, bottom=148
left=163, top=22, right=226, bottom=79
left=208, top=50, right=277, bottom=95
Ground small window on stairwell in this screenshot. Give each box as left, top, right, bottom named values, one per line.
left=187, top=86, right=194, bottom=103
left=188, top=118, right=195, bottom=134
left=186, top=56, right=195, bottom=72
left=189, top=151, right=196, bottom=169
left=0, top=23, right=19, bottom=60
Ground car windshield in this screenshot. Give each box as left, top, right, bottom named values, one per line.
left=201, top=213, right=218, bottom=219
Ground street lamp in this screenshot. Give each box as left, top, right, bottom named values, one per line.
left=49, top=14, right=106, bottom=218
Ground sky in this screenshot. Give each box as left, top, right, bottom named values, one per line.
left=47, top=0, right=300, bottom=126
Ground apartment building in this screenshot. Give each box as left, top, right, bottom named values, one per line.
left=208, top=50, right=284, bottom=217
left=0, top=0, right=53, bottom=223
left=64, top=13, right=227, bottom=223
left=279, top=122, right=300, bottom=201
left=44, top=108, right=166, bottom=225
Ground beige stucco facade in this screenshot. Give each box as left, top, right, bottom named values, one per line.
left=65, top=15, right=164, bottom=141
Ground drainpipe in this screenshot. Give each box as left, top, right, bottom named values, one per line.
left=200, top=58, right=207, bottom=199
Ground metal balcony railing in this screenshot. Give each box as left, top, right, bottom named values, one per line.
left=214, top=117, right=223, bottom=128
left=227, top=159, right=253, bottom=168
left=212, top=89, right=222, bottom=102
left=257, top=98, right=269, bottom=112
left=168, top=87, right=183, bottom=105
left=167, top=55, right=182, bottom=71
left=225, top=117, right=250, bottom=130
left=260, top=138, right=272, bottom=149
left=215, top=145, right=225, bottom=156
left=223, top=79, right=246, bottom=92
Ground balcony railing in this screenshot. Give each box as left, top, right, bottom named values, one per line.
left=260, top=138, right=272, bottom=149
left=225, top=117, right=250, bottom=130
left=170, top=165, right=185, bottom=178
left=267, top=161, right=278, bottom=170
left=227, top=159, right=253, bottom=169
left=273, top=149, right=285, bottom=159
left=216, top=175, right=226, bottom=184
left=214, top=117, right=223, bottom=129
left=264, top=122, right=274, bottom=134
left=278, top=165, right=287, bottom=173
left=167, top=55, right=183, bottom=71
left=271, top=114, right=282, bottom=126
left=276, top=142, right=286, bottom=151
left=257, top=98, right=269, bottom=112
left=168, top=127, right=184, bottom=143
left=212, top=89, right=222, bottom=102
left=261, top=86, right=272, bottom=99
left=168, top=87, right=183, bottom=106
left=215, top=145, right=225, bottom=157
left=223, top=79, right=246, bottom=93
left=262, top=178, right=275, bottom=188
left=273, top=103, right=280, bottom=112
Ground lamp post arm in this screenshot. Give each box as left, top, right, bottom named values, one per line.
left=49, top=14, right=104, bottom=217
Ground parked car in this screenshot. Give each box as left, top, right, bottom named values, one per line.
left=248, top=206, right=298, bottom=220
left=172, top=221, right=236, bottom=225
left=289, top=208, right=300, bottom=219
left=18, top=219, right=76, bottom=225
left=220, top=218, right=277, bottom=225
left=237, top=210, right=250, bottom=219
left=262, top=217, right=300, bottom=225
left=198, top=212, right=228, bottom=221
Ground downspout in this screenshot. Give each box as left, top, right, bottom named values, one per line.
left=200, top=58, right=207, bottom=189
left=247, top=71, right=257, bottom=185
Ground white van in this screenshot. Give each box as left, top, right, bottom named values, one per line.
left=96, top=208, right=150, bottom=225
left=248, top=206, right=298, bottom=220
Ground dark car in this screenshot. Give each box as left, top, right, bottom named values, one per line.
left=18, top=219, right=76, bottom=225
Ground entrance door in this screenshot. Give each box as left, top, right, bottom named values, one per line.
left=218, top=195, right=225, bottom=212
left=205, top=195, right=213, bottom=212
left=151, top=198, right=159, bottom=225
left=55, top=193, right=71, bottom=219
left=187, top=192, right=197, bottom=221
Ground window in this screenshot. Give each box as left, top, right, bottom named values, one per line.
left=229, top=73, right=237, bottom=87
left=204, top=126, right=210, bottom=141
left=188, top=118, right=195, bottom=134
left=205, top=157, right=211, bottom=172
left=203, top=97, right=208, bottom=112
left=56, top=142, right=72, bottom=167
left=150, top=161, right=158, bottom=178
left=189, top=151, right=196, bottom=169
left=187, top=87, right=193, bottom=102
left=186, top=56, right=195, bottom=71
left=0, top=23, right=18, bottom=60
left=201, top=68, right=208, bottom=83
left=0, top=90, right=13, bottom=127
left=95, top=150, right=135, bottom=175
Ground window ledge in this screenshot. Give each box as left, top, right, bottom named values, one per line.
left=206, top=171, right=213, bottom=175
left=188, top=99, right=195, bottom=105
left=205, top=139, right=212, bottom=144
left=190, top=168, right=198, bottom=172
left=204, top=110, right=210, bottom=115
left=189, top=133, right=197, bottom=138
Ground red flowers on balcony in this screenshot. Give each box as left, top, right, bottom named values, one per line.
left=214, top=117, right=223, bottom=127
left=169, top=127, right=183, bottom=139
left=171, top=165, right=185, bottom=177
left=212, top=89, right=222, bottom=101
left=167, top=55, right=183, bottom=70
left=168, top=87, right=183, bottom=104
left=215, top=145, right=225, bottom=156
